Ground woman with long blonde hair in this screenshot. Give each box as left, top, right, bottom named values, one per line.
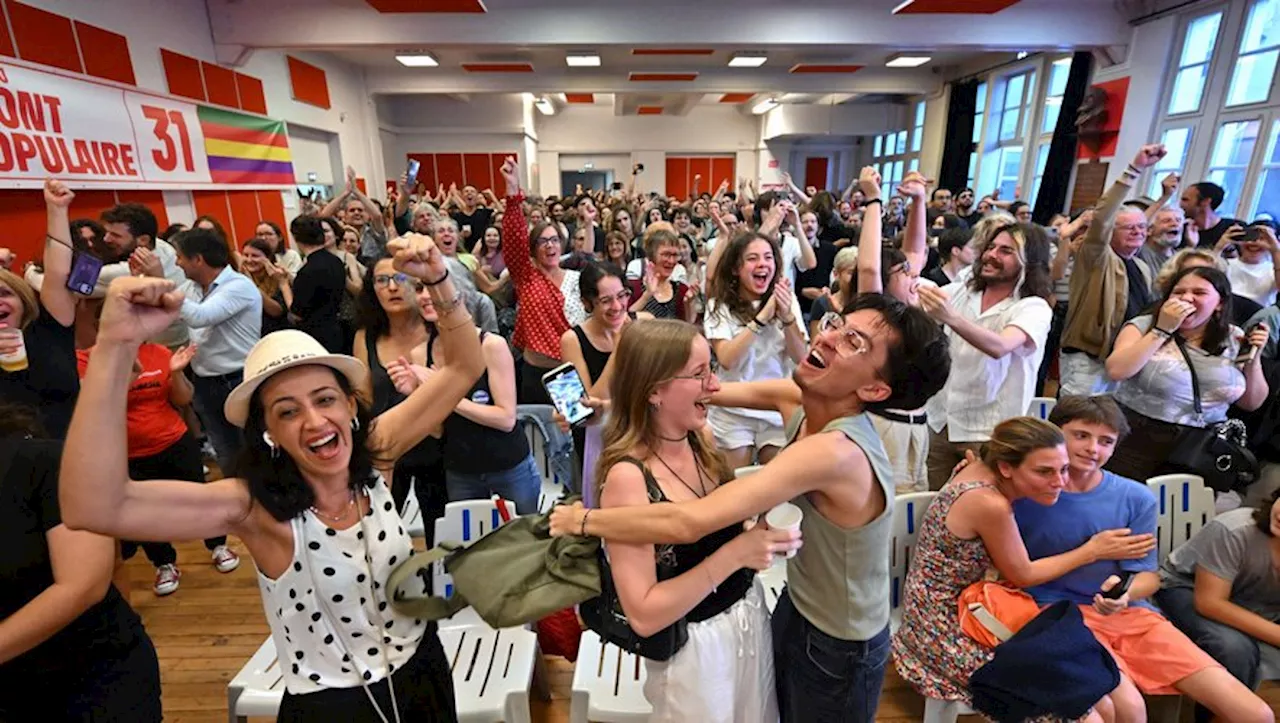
left=593, top=318, right=789, bottom=723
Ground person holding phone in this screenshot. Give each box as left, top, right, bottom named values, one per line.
left=1221, top=222, right=1280, bottom=307
left=1105, top=266, right=1270, bottom=482
left=387, top=278, right=539, bottom=514
left=1012, top=396, right=1270, bottom=721
left=0, top=180, right=82, bottom=438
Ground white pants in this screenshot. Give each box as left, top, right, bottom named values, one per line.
left=1058, top=351, right=1118, bottom=397
left=643, top=581, right=778, bottom=723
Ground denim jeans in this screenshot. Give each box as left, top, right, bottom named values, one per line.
left=189, top=370, right=244, bottom=475
left=772, top=588, right=890, bottom=723
left=445, top=454, right=541, bottom=515
left=1156, top=586, right=1266, bottom=688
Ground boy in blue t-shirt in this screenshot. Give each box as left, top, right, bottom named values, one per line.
left=1013, top=395, right=1268, bottom=721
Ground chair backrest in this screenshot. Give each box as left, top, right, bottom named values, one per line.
left=1028, top=397, right=1057, bottom=420
left=1146, top=473, right=1215, bottom=564
left=890, top=492, right=936, bottom=616
left=432, top=497, right=519, bottom=598
left=520, top=411, right=554, bottom=485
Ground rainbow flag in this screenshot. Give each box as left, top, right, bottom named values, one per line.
left=197, top=106, right=294, bottom=185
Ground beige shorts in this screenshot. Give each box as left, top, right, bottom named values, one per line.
left=870, top=412, right=929, bottom=493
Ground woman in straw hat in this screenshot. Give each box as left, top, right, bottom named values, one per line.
left=59, top=233, right=483, bottom=723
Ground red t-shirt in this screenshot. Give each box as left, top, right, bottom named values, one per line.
left=76, top=344, right=187, bottom=459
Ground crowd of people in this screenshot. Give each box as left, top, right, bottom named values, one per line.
left=2, top=137, right=1279, bottom=723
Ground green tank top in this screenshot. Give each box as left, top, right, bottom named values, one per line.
left=783, top=408, right=895, bottom=641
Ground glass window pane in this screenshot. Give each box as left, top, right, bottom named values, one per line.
left=1211, top=120, right=1261, bottom=166
left=1006, top=75, right=1025, bottom=110
left=972, top=113, right=984, bottom=143
left=1268, top=120, right=1280, bottom=165
left=1042, top=99, right=1062, bottom=135
left=891, top=161, right=904, bottom=185
left=999, top=108, right=1020, bottom=141
left=968, top=152, right=978, bottom=185
left=1206, top=168, right=1250, bottom=216
left=874, top=135, right=882, bottom=157
left=896, top=131, right=907, bottom=155
left=1226, top=49, right=1279, bottom=106
left=1161, top=127, right=1193, bottom=167
left=1240, top=0, right=1278, bottom=54
left=1048, top=59, right=1071, bottom=97
left=1168, top=65, right=1208, bottom=114
left=909, top=158, right=920, bottom=172
left=1182, top=13, right=1223, bottom=66
left=1254, top=170, right=1280, bottom=220
left=998, top=146, right=1022, bottom=199
left=915, top=101, right=926, bottom=127
left=1036, top=143, right=1051, bottom=176
left=911, top=131, right=922, bottom=153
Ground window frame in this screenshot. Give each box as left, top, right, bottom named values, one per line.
left=1164, top=7, right=1228, bottom=117
left=1225, top=0, right=1280, bottom=109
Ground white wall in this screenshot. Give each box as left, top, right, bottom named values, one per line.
left=289, top=126, right=339, bottom=185
left=761, top=103, right=905, bottom=141
left=918, top=92, right=950, bottom=182
left=1093, top=15, right=1179, bottom=185
left=538, top=106, right=760, bottom=152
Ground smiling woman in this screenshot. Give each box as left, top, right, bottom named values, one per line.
left=58, top=232, right=484, bottom=723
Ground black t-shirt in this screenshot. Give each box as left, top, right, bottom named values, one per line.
left=291, top=249, right=348, bottom=353
left=427, top=334, right=529, bottom=474
left=1123, top=256, right=1154, bottom=322
left=1197, top=217, right=1241, bottom=250
left=451, top=206, right=494, bottom=243
left=0, top=306, right=78, bottom=438
left=796, top=239, right=839, bottom=314
left=0, top=439, right=143, bottom=685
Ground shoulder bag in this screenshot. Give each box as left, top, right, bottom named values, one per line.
left=1166, top=335, right=1259, bottom=492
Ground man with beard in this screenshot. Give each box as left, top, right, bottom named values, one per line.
left=919, top=214, right=1054, bottom=490
left=449, top=183, right=494, bottom=245
left=796, top=209, right=838, bottom=318
left=1138, top=205, right=1189, bottom=275
left=955, top=187, right=982, bottom=227
left=1058, top=144, right=1166, bottom=396
left=320, top=166, right=387, bottom=266
left=1181, top=181, right=1240, bottom=251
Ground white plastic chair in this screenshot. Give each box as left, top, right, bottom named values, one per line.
left=226, top=637, right=284, bottom=723
left=400, top=484, right=426, bottom=539
left=570, top=630, right=652, bottom=723
left=1146, top=473, right=1215, bottom=564
left=923, top=697, right=976, bottom=723
left=432, top=498, right=520, bottom=605
left=890, top=492, right=935, bottom=632
left=1027, top=396, right=1056, bottom=420
left=440, top=624, right=538, bottom=723
left=521, top=413, right=568, bottom=513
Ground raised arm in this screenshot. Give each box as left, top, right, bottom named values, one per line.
left=60, top=277, right=254, bottom=543
left=855, top=167, right=886, bottom=294
left=709, top=378, right=802, bottom=415
left=900, top=173, right=929, bottom=274
left=40, top=179, right=78, bottom=326
left=450, top=334, right=517, bottom=432
left=370, top=234, right=485, bottom=462
left=1144, top=173, right=1179, bottom=223
left=498, top=158, right=535, bottom=287
left=344, top=167, right=386, bottom=234
left=780, top=172, right=810, bottom=205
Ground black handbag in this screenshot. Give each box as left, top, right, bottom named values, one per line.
left=1166, top=336, right=1259, bottom=493
left=578, top=458, right=689, bottom=661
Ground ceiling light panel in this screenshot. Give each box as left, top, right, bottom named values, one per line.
left=886, top=53, right=932, bottom=68
left=395, top=52, right=438, bottom=67
left=566, top=52, right=600, bottom=67
left=752, top=98, right=779, bottom=114
left=728, top=53, right=767, bottom=68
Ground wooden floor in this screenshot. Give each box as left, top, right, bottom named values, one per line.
left=131, top=539, right=1280, bottom=723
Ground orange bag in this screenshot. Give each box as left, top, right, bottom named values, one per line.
left=957, top=581, right=1042, bottom=648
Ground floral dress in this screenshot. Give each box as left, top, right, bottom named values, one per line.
left=892, top=479, right=1084, bottom=722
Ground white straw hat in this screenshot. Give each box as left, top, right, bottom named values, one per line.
left=223, top=330, right=367, bottom=428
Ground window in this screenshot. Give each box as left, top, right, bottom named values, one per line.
left=909, top=157, right=920, bottom=172
left=1206, top=119, right=1262, bottom=216
left=1169, top=12, right=1223, bottom=114
left=996, top=72, right=1031, bottom=142
left=1227, top=0, right=1279, bottom=107
left=873, top=135, right=883, bottom=157
left=1146, top=127, right=1194, bottom=198
left=1250, top=119, right=1280, bottom=218
left=1030, top=143, right=1051, bottom=205
left=968, top=82, right=989, bottom=188
left=1041, top=59, right=1071, bottom=134
left=996, top=147, right=1023, bottom=200
left=911, top=101, right=925, bottom=153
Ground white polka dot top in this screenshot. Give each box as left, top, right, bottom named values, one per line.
left=560, top=268, right=586, bottom=327
left=256, top=477, right=429, bottom=694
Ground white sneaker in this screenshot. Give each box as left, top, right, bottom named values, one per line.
left=154, top=564, right=180, bottom=596
left=212, top=545, right=241, bottom=573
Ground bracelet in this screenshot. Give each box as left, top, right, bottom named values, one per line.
left=424, top=268, right=450, bottom=287
left=1152, top=326, right=1173, bottom=338
left=438, top=313, right=474, bottom=332
left=580, top=508, right=592, bottom=537
left=431, top=290, right=464, bottom=316
left=777, top=315, right=795, bottom=326
left=862, top=198, right=883, bottom=209
left=746, top=320, right=763, bottom=335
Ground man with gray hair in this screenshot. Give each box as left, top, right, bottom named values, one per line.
left=1058, top=144, right=1166, bottom=396
left=1137, top=204, right=1188, bottom=276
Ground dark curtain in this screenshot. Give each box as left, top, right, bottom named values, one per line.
left=1033, top=51, right=1094, bottom=224
left=938, top=79, right=978, bottom=195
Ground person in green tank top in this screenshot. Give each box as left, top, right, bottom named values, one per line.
left=551, top=292, right=951, bottom=722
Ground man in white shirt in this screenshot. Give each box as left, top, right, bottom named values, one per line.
left=172, top=228, right=263, bottom=476
left=919, top=216, right=1054, bottom=490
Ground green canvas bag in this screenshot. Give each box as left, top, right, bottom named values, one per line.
left=386, top=498, right=602, bottom=628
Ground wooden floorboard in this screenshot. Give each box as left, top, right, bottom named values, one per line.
left=133, top=539, right=1280, bottom=722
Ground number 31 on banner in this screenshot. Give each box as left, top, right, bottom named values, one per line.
left=122, top=92, right=210, bottom=183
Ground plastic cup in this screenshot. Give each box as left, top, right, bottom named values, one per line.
left=764, top=502, right=803, bottom=558
left=0, top=329, right=27, bottom=372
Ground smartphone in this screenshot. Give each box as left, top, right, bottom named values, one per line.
left=1240, top=226, right=1262, bottom=243
left=405, top=159, right=421, bottom=188
left=66, top=250, right=104, bottom=295
left=1237, top=323, right=1263, bottom=365
left=541, top=363, right=594, bottom=427
left=1102, top=571, right=1135, bottom=600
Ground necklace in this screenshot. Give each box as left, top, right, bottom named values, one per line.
left=652, top=448, right=709, bottom=499
left=656, top=432, right=687, bottom=442
left=309, top=489, right=357, bottom=523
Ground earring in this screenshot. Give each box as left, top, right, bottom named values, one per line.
left=262, top=431, right=279, bottom=459
left=351, top=417, right=361, bottom=432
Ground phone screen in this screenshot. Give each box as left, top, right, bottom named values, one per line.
left=66, top=251, right=103, bottom=295
left=406, top=159, right=421, bottom=188
left=541, top=364, right=594, bottom=426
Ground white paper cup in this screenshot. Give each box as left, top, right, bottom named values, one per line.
left=764, top=502, right=803, bottom=558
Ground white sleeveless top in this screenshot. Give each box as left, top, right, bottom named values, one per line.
left=257, top=477, right=429, bottom=694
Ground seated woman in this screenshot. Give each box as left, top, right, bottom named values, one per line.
left=0, top=403, right=162, bottom=721
left=892, top=417, right=1157, bottom=721
left=1105, top=266, right=1268, bottom=482
left=594, top=318, right=792, bottom=722
left=1157, top=488, right=1280, bottom=722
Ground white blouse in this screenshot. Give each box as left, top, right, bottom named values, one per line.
left=257, top=477, right=429, bottom=694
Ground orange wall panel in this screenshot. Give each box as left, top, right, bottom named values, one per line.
left=114, top=190, right=170, bottom=231
left=225, top=190, right=262, bottom=244
left=804, top=157, right=830, bottom=191
left=462, top=153, right=492, bottom=190
left=408, top=153, right=437, bottom=194
left=0, top=190, right=46, bottom=267
left=490, top=154, right=514, bottom=194
left=9, top=1, right=82, bottom=73
left=287, top=55, right=331, bottom=110
left=191, top=190, right=232, bottom=232
left=710, top=157, right=735, bottom=192
left=201, top=61, right=239, bottom=109
left=74, top=21, right=135, bottom=85
left=70, top=190, right=123, bottom=223
left=161, top=48, right=205, bottom=101
left=435, top=154, right=464, bottom=190
left=0, top=1, right=14, bottom=58
left=665, top=157, right=689, bottom=200
left=235, top=72, right=268, bottom=115
left=255, top=191, right=288, bottom=244
left=688, top=158, right=712, bottom=195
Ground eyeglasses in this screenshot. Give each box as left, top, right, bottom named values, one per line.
left=887, top=260, right=912, bottom=278
left=374, top=272, right=421, bottom=290
left=597, top=288, right=632, bottom=306
left=667, top=359, right=719, bottom=388
left=536, top=235, right=561, bottom=248
left=818, top=312, right=872, bottom=357
left=1116, top=223, right=1148, bottom=235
